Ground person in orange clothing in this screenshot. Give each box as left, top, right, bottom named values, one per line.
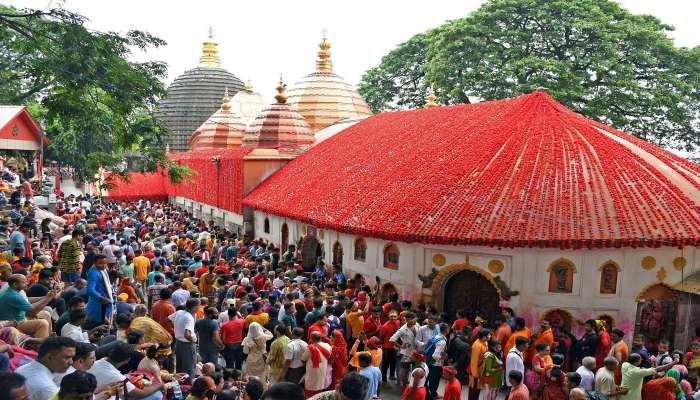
left=468, top=329, right=492, bottom=400
left=439, top=367, right=461, bottom=400
left=132, top=249, right=150, bottom=298
left=346, top=300, right=369, bottom=348
left=494, top=315, right=512, bottom=348
left=609, top=328, right=628, bottom=385
left=152, top=287, right=176, bottom=335
left=349, top=334, right=383, bottom=369
left=595, top=320, right=611, bottom=372
left=504, top=318, right=531, bottom=359
left=529, top=319, right=554, bottom=361
left=117, top=277, right=139, bottom=304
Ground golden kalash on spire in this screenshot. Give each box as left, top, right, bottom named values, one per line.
left=221, top=86, right=231, bottom=110
left=316, top=30, right=333, bottom=73
left=286, top=30, right=372, bottom=133
left=199, top=26, right=222, bottom=68
left=275, top=75, right=288, bottom=104
left=426, top=85, right=438, bottom=108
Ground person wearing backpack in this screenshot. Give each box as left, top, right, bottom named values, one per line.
left=425, top=323, right=449, bottom=400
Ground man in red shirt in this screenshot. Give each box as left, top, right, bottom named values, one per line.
left=151, top=287, right=176, bottom=335
left=195, top=260, right=210, bottom=279
left=220, top=308, right=244, bottom=370
left=251, top=266, right=267, bottom=293
left=506, top=370, right=529, bottom=400
left=379, top=311, right=401, bottom=383
left=440, top=367, right=461, bottom=400
left=363, top=306, right=382, bottom=337
left=307, top=314, right=329, bottom=342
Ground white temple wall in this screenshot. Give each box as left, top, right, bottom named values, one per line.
left=254, top=211, right=698, bottom=340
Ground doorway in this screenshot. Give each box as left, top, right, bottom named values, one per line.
left=300, top=236, right=322, bottom=272
left=281, top=223, right=289, bottom=252
left=635, top=284, right=678, bottom=352
left=443, top=269, right=500, bottom=322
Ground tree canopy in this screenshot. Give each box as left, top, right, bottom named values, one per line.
left=0, top=6, right=188, bottom=182
left=359, top=0, right=700, bottom=154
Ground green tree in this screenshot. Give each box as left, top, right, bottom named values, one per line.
left=359, top=0, right=700, bottom=153
left=0, top=6, right=188, bottom=182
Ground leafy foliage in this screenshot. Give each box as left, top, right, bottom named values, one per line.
left=0, top=5, right=187, bottom=182
left=359, top=0, right=700, bottom=153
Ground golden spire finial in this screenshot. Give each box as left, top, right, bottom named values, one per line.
left=244, top=80, right=253, bottom=92
left=426, top=84, right=438, bottom=108
left=221, top=87, right=231, bottom=111
left=165, top=143, right=171, bottom=154
left=275, top=75, right=287, bottom=104
left=199, top=27, right=221, bottom=68
left=315, top=30, right=333, bottom=73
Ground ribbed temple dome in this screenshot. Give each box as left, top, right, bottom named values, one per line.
left=232, top=82, right=266, bottom=126
left=286, top=34, right=372, bottom=133
left=243, top=80, right=315, bottom=152
left=189, top=89, right=247, bottom=151
left=156, top=30, right=244, bottom=152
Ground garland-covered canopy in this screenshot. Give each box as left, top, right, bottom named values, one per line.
left=243, top=90, right=700, bottom=249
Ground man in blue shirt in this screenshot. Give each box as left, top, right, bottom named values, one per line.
left=358, top=353, right=381, bottom=400
left=0, top=274, right=56, bottom=338
left=86, top=255, right=113, bottom=328
left=9, top=223, right=31, bottom=259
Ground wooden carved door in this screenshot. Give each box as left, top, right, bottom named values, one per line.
left=444, top=270, right=500, bottom=322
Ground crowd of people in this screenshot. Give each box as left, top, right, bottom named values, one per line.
left=0, top=195, right=698, bottom=400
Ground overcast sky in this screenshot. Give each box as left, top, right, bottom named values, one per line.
left=6, top=0, right=700, bottom=103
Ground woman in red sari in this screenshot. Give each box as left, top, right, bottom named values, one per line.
left=330, top=330, right=348, bottom=387
left=595, top=320, right=611, bottom=372
left=641, top=377, right=677, bottom=400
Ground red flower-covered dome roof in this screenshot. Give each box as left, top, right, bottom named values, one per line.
left=243, top=79, right=314, bottom=153
left=243, top=90, right=700, bottom=249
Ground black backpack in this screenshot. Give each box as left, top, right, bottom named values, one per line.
left=586, top=390, right=608, bottom=400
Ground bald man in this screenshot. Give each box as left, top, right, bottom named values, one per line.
left=569, top=388, right=586, bottom=400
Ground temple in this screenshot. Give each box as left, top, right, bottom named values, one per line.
left=107, top=33, right=700, bottom=350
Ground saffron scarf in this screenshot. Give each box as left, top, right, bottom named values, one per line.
left=308, top=342, right=331, bottom=368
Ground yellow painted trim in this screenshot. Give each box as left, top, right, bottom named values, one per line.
left=429, top=262, right=503, bottom=299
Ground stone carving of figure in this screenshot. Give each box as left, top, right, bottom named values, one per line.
left=555, top=266, right=568, bottom=291
left=640, top=300, right=664, bottom=339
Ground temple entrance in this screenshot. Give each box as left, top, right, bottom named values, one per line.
left=300, top=236, right=322, bottom=272
left=444, top=269, right=500, bottom=322
left=281, top=223, right=289, bottom=252
left=635, top=284, right=678, bottom=352
left=380, top=283, right=398, bottom=302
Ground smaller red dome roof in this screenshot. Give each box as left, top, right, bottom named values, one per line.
left=189, top=89, right=247, bottom=151
left=243, top=79, right=314, bottom=153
